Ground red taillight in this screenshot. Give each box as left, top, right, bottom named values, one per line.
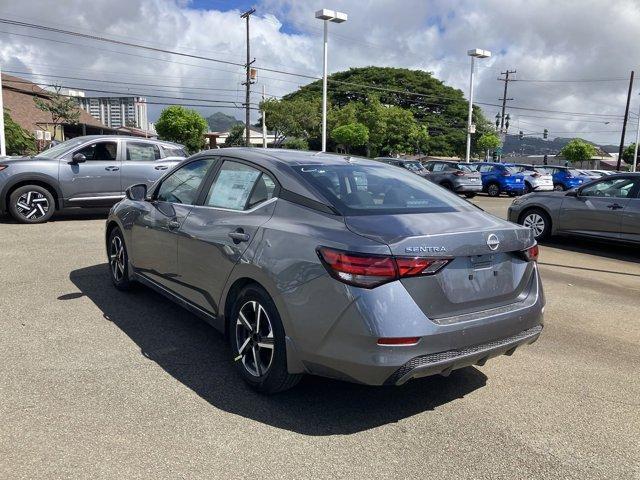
left=317, top=247, right=450, bottom=288
left=377, top=337, right=420, bottom=346
left=0, top=165, right=8, bottom=172
left=531, top=172, right=540, bottom=178
left=523, top=244, right=539, bottom=262
left=453, top=170, right=465, bottom=176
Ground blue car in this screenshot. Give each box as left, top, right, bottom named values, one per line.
left=537, top=166, right=592, bottom=191
left=473, top=162, right=526, bottom=197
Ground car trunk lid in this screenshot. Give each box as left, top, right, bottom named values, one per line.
left=344, top=210, right=536, bottom=321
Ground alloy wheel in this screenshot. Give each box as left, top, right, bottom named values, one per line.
left=109, top=235, right=126, bottom=282
left=235, top=300, right=275, bottom=377
left=488, top=184, right=500, bottom=196
left=15, top=191, right=49, bottom=220
left=523, top=213, right=546, bottom=238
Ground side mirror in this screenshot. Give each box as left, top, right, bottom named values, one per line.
left=125, top=183, right=148, bottom=202
left=565, top=189, right=579, bottom=197
left=70, top=153, right=87, bottom=164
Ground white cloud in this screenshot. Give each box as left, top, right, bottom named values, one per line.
left=1, top=0, right=639, bottom=144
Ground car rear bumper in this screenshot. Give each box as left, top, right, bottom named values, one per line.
left=283, top=267, right=545, bottom=386
left=383, top=324, right=542, bottom=385
left=502, top=182, right=526, bottom=192
left=454, top=183, right=483, bottom=192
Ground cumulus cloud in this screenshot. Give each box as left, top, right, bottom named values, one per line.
left=0, top=0, right=638, bottom=144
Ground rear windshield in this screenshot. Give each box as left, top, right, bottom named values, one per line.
left=454, top=163, right=476, bottom=172
left=402, top=161, right=424, bottom=172
left=162, top=145, right=187, bottom=157
left=292, top=163, right=474, bottom=215
left=503, top=166, right=521, bottom=174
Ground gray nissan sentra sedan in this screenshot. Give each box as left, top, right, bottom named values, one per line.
left=106, top=148, right=544, bottom=393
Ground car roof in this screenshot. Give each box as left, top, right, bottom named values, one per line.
left=67, top=135, right=184, bottom=148
left=193, top=148, right=390, bottom=204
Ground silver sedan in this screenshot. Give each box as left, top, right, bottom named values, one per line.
left=508, top=173, right=640, bottom=243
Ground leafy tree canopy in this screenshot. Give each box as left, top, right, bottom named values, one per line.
left=283, top=66, right=489, bottom=156
left=155, top=105, right=207, bottom=153
left=33, top=86, right=81, bottom=139
left=477, top=132, right=501, bottom=151
left=283, top=138, right=309, bottom=150
left=224, top=124, right=246, bottom=147
left=559, top=139, right=597, bottom=163
left=3, top=110, right=36, bottom=155
left=622, top=143, right=638, bottom=165
left=332, top=122, right=369, bottom=153
left=261, top=97, right=321, bottom=146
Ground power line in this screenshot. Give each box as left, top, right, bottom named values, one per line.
left=513, top=77, right=628, bottom=83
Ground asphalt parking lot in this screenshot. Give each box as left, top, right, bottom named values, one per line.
left=1, top=196, right=639, bottom=479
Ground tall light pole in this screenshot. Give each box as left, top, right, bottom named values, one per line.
left=465, top=48, right=491, bottom=162
left=0, top=63, right=6, bottom=157
left=315, top=9, right=347, bottom=152
left=632, top=96, right=640, bottom=172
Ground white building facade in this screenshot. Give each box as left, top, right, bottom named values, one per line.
left=78, top=96, right=149, bottom=131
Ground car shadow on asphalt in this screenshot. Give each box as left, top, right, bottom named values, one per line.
left=0, top=208, right=110, bottom=224
left=67, top=263, right=488, bottom=436
left=541, top=237, right=640, bottom=265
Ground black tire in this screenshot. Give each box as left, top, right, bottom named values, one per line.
left=440, top=182, right=454, bottom=191
left=8, top=185, right=55, bottom=224
left=487, top=183, right=501, bottom=197
left=229, top=285, right=302, bottom=394
left=464, top=192, right=476, bottom=199
left=108, top=227, right=133, bottom=291
left=524, top=182, right=533, bottom=194
left=554, top=183, right=566, bottom=191
left=519, top=208, right=551, bottom=241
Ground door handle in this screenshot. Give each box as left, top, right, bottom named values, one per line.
left=155, top=165, right=169, bottom=170
left=228, top=229, right=250, bottom=244
left=167, top=220, right=181, bottom=230
left=607, top=203, right=624, bottom=210
left=105, top=166, right=120, bottom=171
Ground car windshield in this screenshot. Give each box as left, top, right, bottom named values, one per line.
left=292, top=163, right=474, bottom=216
left=35, top=137, right=90, bottom=159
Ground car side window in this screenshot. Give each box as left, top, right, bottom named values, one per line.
left=156, top=159, right=213, bottom=204
left=423, top=162, right=434, bottom=172
left=205, top=161, right=276, bottom=210
left=161, top=145, right=187, bottom=158
left=580, top=178, right=636, bottom=199
left=75, top=141, right=117, bottom=161
left=431, top=163, right=445, bottom=172
left=126, top=142, right=161, bottom=161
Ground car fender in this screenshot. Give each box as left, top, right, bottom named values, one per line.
left=0, top=172, right=63, bottom=212
left=519, top=200, right=560, bottom=234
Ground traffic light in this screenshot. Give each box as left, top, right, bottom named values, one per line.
left=543, top=128, right=548, bottom=139
left=519, top=131, right=524, bottom=140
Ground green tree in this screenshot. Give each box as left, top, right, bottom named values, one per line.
left=224, top=124, right=246, bottom=147
left=331, top=122, right=369, bottom=153
left=155, top=105, right=207, bottom=153
left=33, top=86, right=81, bottom=140
left=622, top=143, right=638, bottom=165
left=283, top=138, right=309, bottom=150
left=3, top=110, right=36, bottom=155
left=284, top=66, right=489, bottom=156
left=559, top=139, right=597, bottom=163
left=261, top=98, right=321, bottom=146
left=477, top=132, right=501, bottom=159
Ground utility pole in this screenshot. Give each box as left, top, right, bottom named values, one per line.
left=617, top=70, right=634, bottom=171
left=632, top=94, right=640, bottom=173
left=496, top=70, right=515, bottom=161
left=261, top=85, right=267, bottom=148
left=0, top=63, right=6, bottom=156
left=241, top=8, right=255, bottom=148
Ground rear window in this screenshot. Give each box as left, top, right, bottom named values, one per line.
left=161, top=145, right=187, bottom=157
left=292, top=163, right=474, bottom=215
left=503, top=166, right=521, bottom=174
left=402, top=161, right=424, bottom=172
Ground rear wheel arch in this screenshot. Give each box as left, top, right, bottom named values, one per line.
left=440, top=181, right=454, bottom=190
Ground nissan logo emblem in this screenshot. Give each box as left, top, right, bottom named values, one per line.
left=486, top=234, right=500, bottom=251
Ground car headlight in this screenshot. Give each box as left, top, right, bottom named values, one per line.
left=511, top=195, right=526, bottom=206
left=0, top=164, right=9, bottom=172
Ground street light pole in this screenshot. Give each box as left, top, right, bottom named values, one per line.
left=465, top=49, right=491, bottom=162
left=632, top=98, right=640, bottom=173
left=0, top=63, right=6, bottom=157
left=315, top=9, right=347, bottom=153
